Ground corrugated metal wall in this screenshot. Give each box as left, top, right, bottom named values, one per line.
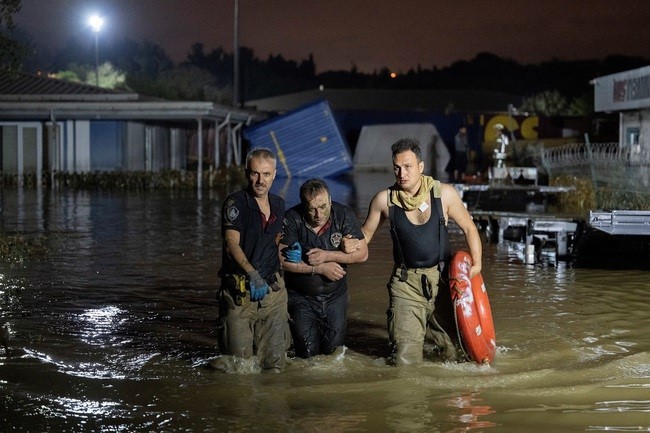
left=243, top=99, right=352, bottom=178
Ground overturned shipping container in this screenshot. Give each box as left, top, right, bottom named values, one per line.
left=243, top=99, right=352, bottom=178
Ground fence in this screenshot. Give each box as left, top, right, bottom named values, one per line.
left=541, top=142, right=650, bottom=210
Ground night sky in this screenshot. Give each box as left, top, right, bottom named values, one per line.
left=14, top=0, right=650, bottom=74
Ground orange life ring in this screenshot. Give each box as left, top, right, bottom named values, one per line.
left=449, top=250, right=496, bottom=364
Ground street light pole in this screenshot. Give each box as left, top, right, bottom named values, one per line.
left=88, top=15, right=103, bottom=87
left=94, top=31, right=99, bottom=86
left=232, top=0, right=239, bottom=107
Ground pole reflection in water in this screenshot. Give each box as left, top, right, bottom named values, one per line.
left=0, top=174, right=649, bottom=432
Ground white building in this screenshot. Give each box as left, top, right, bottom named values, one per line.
left=0, top=72, right=258, bottom=188
left=592, top=65, right=650, bottom=153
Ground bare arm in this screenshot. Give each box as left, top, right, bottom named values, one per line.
left=224, top=229, right=254, bottom=273
left=441, top=183, right=482, bottom=277
left=307, top=237, right=368, bottom=265
left=360, top=190, right=389, bottom=244
left=341, top=190, right=387, bottom=253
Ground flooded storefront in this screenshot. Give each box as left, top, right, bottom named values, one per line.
left=1, top=172, right=649, bottom=432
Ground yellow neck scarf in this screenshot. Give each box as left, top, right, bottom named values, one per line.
left=389, top=175, right=435, bottom=211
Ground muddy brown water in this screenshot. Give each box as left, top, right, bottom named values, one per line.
left=1, top=172, right=649, bottom=432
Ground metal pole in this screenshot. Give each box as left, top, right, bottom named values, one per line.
left=94, top=32, right=99, bottom=86
left=215, top=113, right=231, bottom=167
left=232, top=0, right=239, bottom=107
left=197, top=118, right=203, bottom=191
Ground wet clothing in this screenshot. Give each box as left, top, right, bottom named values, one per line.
left=217, top=188, right=289, bottom=370
left=287, top=288, right=349, bottom=358
left=390, top=190, right=450, bottom=269
left=283, top=202, right=363, bottom=297
left=283, top=202, right=363, bottom=358
left=386, top=183, right=460, bottom=365
left=218, top=280, right=289, bottom=370
left=387, top=265, right=457, bottom=365
left=219, top=189, right=284, bottom=281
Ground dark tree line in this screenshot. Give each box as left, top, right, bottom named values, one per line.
left=15, top=27, right=650, bottom=106
left=0, top=0, right=25, bottom=75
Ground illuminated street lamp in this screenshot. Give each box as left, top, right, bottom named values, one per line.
left=88, top=14, right=103, bottom=86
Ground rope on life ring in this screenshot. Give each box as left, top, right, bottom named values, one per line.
left=449, top=276, right=471, bottom=362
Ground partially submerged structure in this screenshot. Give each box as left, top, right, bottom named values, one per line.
left=494, top=65, right=650, bottom=266
left=0, top=72, right=257, bottom=188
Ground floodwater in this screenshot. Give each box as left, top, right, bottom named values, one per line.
left=1, top=171, right=649, bottom=433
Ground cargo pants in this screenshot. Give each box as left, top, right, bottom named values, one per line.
left=217, top=274, right=290, bottom=371
left=387, top=265, right=460, bottom=365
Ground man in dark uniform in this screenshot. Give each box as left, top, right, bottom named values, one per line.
left=217, top=147, right=288, bottom=371
left=344, top=138, right=482, bottom=365
left=279, top=178, right=368, bottom=358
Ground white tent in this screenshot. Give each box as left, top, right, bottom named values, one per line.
left=353, top=123, right=450, bottom=181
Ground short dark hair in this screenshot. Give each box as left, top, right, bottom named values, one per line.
left=246, top=147, right=276, bottom=169
left=391, top=138, right=422, bottom=162
left=299, top=178, right=330, bottom=205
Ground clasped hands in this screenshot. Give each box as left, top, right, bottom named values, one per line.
left=341, top=234, right=360, bottom=253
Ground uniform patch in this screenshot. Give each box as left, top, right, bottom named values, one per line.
left=227, top=206, right=240, bottom=221
left=330, top=232, right=343, bottom=248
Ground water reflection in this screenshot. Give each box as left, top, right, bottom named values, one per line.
left=75, top=306, right=127, bottom=347
left=446, top=393, right=497, bottom=432
left=0, top=173, right=649, bottom=432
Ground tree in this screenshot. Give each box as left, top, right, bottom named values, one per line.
left=53, top=62, right=128, bottom=90
left=129, top=65, right=229, bottom=103
left=90, top=62, right=127, bottom=89
left=0, top=0, right=26, bottom=75
left=520, top=90, right=569, bottom=116
left=113, top=39, right=173, bottom=79
left=519, top=90, right=592, bottom=116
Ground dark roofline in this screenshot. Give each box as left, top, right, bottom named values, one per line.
left=0, top=72, right=138, bottom=101
left=0, top=72, right=259, bottom=123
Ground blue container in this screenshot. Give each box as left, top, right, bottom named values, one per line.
left=243, top=99, right=352, bottom=178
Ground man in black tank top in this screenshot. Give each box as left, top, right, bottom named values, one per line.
left=280, top=179, right=368, bottom=358
left=344, top=138, right=483, bottom=365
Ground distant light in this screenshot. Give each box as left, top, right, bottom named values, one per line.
left=390, top=72, right=397, bottom=78
left=89, top=15, right=104, bottom=33
left=319, top=85, right=324, bottom=91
